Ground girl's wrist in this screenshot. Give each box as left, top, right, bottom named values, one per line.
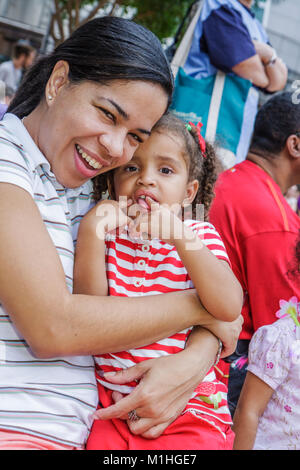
left=173, top=224, right=203, bottom=251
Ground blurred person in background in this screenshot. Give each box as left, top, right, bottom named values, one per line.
left=210, top=92, right=300, bottom=417
left=0, top=42, right=36, bottom=94
left=184, top=0, right=288, bottom=163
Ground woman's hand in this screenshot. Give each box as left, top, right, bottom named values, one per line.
left=92, top=317, right=243, bottom=438
left=93, top=328, right=220, bottom=438
left=94, top=355, right=203, bottom=438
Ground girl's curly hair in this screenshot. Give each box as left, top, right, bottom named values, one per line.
left=92, top=112, right=219, bottom=221
left=288, top=229, right=300, bottom=278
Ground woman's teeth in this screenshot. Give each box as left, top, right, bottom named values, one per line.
left=76, top=144, right=101, bottom=169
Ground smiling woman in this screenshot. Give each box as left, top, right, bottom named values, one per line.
left=21, top=76, right=167, bottom=188
left=0, top=16, right=242, bottom=450
left=9, top=16, right=172, bottom=189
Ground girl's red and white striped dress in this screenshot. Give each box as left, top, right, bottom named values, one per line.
left=94, top=219, right=233, bottom=436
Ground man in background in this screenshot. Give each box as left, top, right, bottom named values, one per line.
left=209, top=92, right=300, bottom=416
left=0, top=42, right=36, bottom=94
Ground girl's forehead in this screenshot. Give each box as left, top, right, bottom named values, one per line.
left=153, top=128, right=183, bottom=144
left=139, top=129, right=184, bottom=153
left=135, top=129, right=189, bottom=166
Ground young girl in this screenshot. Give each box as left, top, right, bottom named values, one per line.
left=74, top=113, right=243, bottom=450
left=233, top=239, right=300, bottom=450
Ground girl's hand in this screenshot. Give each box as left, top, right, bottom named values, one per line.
left=128, top=198, right=183, bottom=244
left=86, top=198, right=132, bottom=239
left=203, top=314, right=244, bottom=358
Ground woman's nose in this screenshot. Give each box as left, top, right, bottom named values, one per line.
left=99, top=130, right=126, bottom=160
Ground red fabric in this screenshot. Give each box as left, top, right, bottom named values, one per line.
left=86, top=386, right=234, bottom=450
left=210, top=160, right=300, bottom=340
left=214, top=360, right=230, bottom=387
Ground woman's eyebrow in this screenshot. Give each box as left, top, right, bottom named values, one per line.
left=102, top=98, right=152, bottom=135
left=137, top=128, right=151, bottom=136
left=105, top=98, right=129, bottom=119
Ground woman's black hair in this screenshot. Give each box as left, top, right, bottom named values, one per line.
left=250, top=91, right=300, bottom=159
left=8, top=16, right=173, bottom=118
left=93, top=113, right=218, bottom=221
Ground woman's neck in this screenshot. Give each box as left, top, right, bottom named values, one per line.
left=22, top=103, right=46, bottom=150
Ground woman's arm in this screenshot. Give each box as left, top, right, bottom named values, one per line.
left=173, top=224, right=243, bottom=322
left=0, top=184, right=225, bottom=358
left=233, top=371, right=274, bottom=450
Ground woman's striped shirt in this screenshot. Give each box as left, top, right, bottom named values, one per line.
left=94, top=223, right=233, bottom=428
left=0, top=114, right=98, bottom=447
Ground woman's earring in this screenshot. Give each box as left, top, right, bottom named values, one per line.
left=48, top=95, right=53, bottom=101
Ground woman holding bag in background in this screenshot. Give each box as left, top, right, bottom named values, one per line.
left=172, top=0, right=287, bottom=166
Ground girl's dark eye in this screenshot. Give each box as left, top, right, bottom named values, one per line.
left=160, top=167, right=173, bottom=175
left=125, top=165, right=138, bottom=172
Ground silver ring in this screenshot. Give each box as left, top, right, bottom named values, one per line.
left=128, top=409, right=140, bottom=421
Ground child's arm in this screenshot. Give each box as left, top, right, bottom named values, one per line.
left=173, top=222, right=243, bottom=322
left=132, top=202, right=243, bottom=322
left=234, top=320, right=290, bottom=450
left=73, top=199, right=130, bottom=296
left=73, top=205, right=108, bottom=296
left=232, top=371, right=274, bottom=450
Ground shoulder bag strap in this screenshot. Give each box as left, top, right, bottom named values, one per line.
left=205, top=71, right=225, bottom=142
left=171, top=0, right=203, bottom=77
